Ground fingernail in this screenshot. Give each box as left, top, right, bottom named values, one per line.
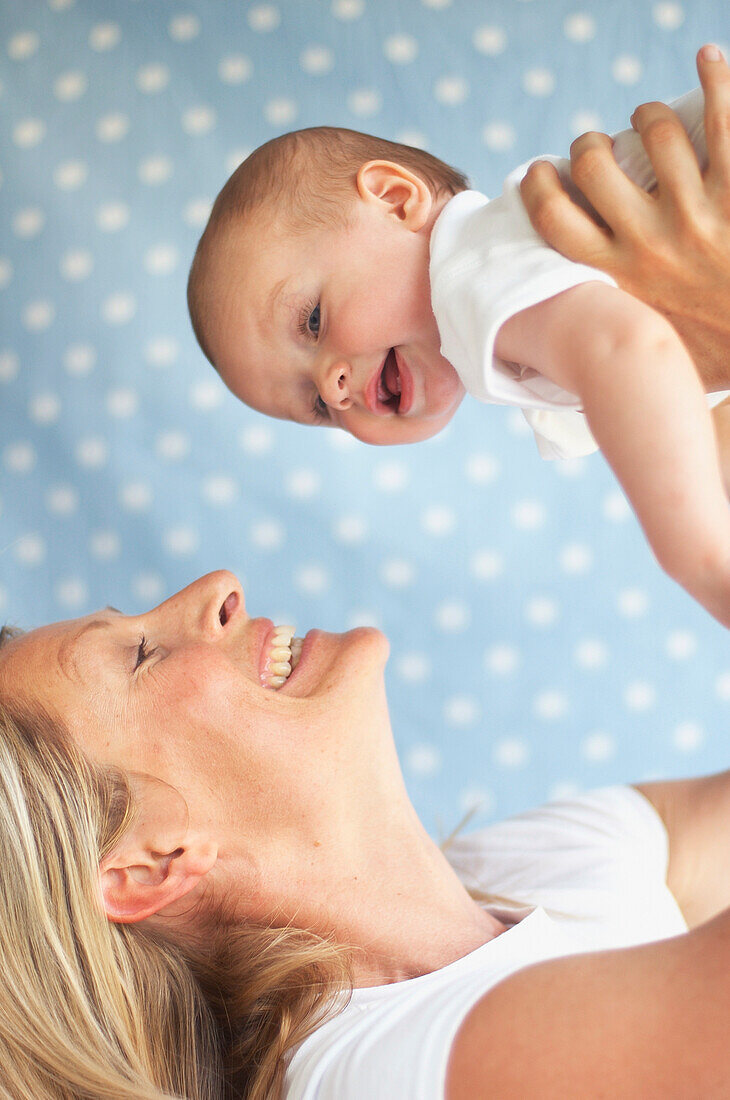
left=701, top=43, right=724, bottom=61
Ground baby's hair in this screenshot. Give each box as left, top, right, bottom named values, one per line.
left=187, top=125, right=469, bottom=368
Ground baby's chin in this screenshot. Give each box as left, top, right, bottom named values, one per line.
left=347, top=399, right=464, bottom=446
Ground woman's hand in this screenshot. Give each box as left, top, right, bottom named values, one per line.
left=520, top=45, right=730, bottom=383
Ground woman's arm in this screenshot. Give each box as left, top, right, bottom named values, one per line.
left=447, top=907, right=730, bottom=1098
left=519, top=45, right=730, bottom=387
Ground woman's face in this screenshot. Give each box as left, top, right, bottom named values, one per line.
left=0, top=571, right=391, bottom=835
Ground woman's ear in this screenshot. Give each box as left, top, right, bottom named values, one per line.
left=356, top=160, right=433, bottom=231
left=100, top=835, right=218, bottom=923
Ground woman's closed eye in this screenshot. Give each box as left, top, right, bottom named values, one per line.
left=134, top=634, right=158, bottom=671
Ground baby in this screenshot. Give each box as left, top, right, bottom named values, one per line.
left=187, top=79, right=730, bottom=629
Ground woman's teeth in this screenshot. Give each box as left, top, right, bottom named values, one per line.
left=261, top=625, right=304, bottom=688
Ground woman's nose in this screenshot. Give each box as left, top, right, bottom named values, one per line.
left=152, top=570, right=245, bottom=638
left=320, top=361, right=353, bottom=411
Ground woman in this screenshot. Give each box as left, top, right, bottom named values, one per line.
left=2, top=568, right=730, bottom=1099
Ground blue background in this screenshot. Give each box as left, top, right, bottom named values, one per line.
left=2, top=0, right=729, bottom=834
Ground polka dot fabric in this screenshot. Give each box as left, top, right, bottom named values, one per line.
left=2, top=0, right=729, bottom=831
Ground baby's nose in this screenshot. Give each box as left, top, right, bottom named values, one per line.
left=321, top=362, right=353, bottom=410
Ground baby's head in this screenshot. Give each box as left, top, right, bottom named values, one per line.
left=187, top=127, right=468, bottom=444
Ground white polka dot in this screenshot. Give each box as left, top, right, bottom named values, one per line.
left=559, top=543, right=593, bottom=574
left=563, top=13, right=596, bottom=41
left=715, top=671, right=730, bottom=700
left=219, top=54, right=253, bottom=83
left=381, top=559, right=415, bottom=588
left=264, top=97, right=298, bottom=126
left=163, top=526, right=199, bottom=555
left=64, top=343, right=96, bottom=375
left=673, top=721, right=703, bottom=751
left=434, top=76, right=468, bottom=105
left=652, top=2, right=684, bottom=29
left=459, top=787, right=494, bottom=817
left=0, top=351, right=19, bottom=382
left=294, top=565, right=329, bottom=595
left=54, top=70, right=87, bottom=101
left=435, top=600, right=470, bottom=632
left=203, top=475, right=238, bottom=505
left=28, top=392, right=60, bottom=424
left=347, top=609, right=380, bottom=630
left=473, top=25, right=506, bottom=54
left=106, top=388, right=138, bottom=418
left=444, top=696, right=480, bottom=726
left=623, top=680, right=655, bottom=711
left=554, top=458, right=587, bottom=479
left=525, top=596, right=558, bottom=627
left=96, top=112, right=130, bottom=142
left=617, top=587, right=649, bottom=618
left=183, top=197, right=212, bottom=227
left=13, top=119, right=45, bottom=148
left=347, top=88, right=382, bottom=116
left=144, top=244, right=179, bottom=275
left=168, top=14, right=201, bottom=42
left=156, top=430, right=189, bottom=460
left=396, top=652, right=431, bottom=682
left=55, top=577, right=88, bottom=609
left=0, top=258, right=12, bottom=288
left=120, top=482, right=152, bottom=511
left=507, top=409, right=532, bottom=436
left=612, top=54, right=642, bottom=84
left=333, top=515, right=367, bottom=544
left=22, top=300, right=55, bottom=331
left=89, top=22, right=120, bottom=50
left=46, top=484, right=78, bottom=515
left=4, top=442, right=36, bottom=473
left=190, top=380, right=224, bottom=411
left=422, top=505, right=455, bottom=536
left=485, top=644, right=520, bottom=675
left=182, top=105, right=216, bottom=135
left=60, top=249, right=93, bottom=280
left=332, top=0, right=364, bottom=17
left=395, top=129, right=427, bottom=148
left=482, top=122, right=516, bottom=151
left=8, top=31, right=39, bottom=60
left=75, top=437, right=108, bottom=468
left=15, top=534, right=45, bottom=566
left=384, top=34, right=418, bottom=63
left=665, top=630, right=696, bottom=659
left=406, top=744, right=442, bottom=776
left=250, top=519, right=285, bottom=549
left=96, top=202, right=130, bottom=232
left=327, top=429, right=361, bottom=452
left=13, top=207, right=44, bottom=237
left=422, top=0, right=453, bottom=8
left=248, top=5, right=280, bottom=31
left=240, top=424, right=274, bottom=453
left=511, top=499, right=545, bottom=530
left=570, top=110, right=603, bottom=137
left=300, top=44, right=334, bottom=73
left=136, top=63, right=170, bottom=93
left=90, top=530, right=120, bottom=559
left=225, top=147, right=252, bottom=173
left=523, top=68, right=555, bottom=96
left=54, top=160, right=88, bottom=194
left=574, top=638, right=608, bottom=669
left=374, top=461, right=409, bottom=492
left=466, top=452, right=500, bottom=484
left=131, top=572, right=164, bottom=603
left=470, top=549, right=503, bottom=581
left=549, top=781, right=581, bottom=800
left=145, top=336, right=178, bottom=367
left=581, top=730, right=616, bottom=762
left=494, top=738, right=529, bottom=768
left=534, top=690, right=568, bottom=720
left=138, top=155, right=173, bottom=185
left=285, top=469, right=320, bottom=499
left=603, top=490, right=631, bottom=521
left=48, top=0, right=75, bottom=10
left=101, top=292, right=136, bottom=324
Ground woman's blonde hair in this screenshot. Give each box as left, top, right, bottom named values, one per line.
left=0, top=627, right=351, bottom=1100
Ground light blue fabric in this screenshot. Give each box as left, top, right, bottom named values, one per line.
left=1, top=0, right=728, bottom=831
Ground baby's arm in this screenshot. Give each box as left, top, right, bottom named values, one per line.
left=495, top=281, right=730, bottom=626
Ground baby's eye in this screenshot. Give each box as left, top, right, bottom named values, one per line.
left=298, top=302, right=320, bottom=339
left=312, top=392, right=329, bottom=422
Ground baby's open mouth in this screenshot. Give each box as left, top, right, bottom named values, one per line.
left=376, top=349, right=401, bottom=411
left=261, top=625, right=304, bottom=688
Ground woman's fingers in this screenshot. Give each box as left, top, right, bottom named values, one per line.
left=520, top=159, right=612, bottom=267
left=630, top=99, right=704, bottom=202
left=697, top=44, right=730, bottom=191
left=567, top=131, right=649, bottom=227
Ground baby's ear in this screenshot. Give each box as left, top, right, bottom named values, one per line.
left=356, top=160, right=432, bottom=230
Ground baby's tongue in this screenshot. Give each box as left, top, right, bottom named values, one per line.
left=382, top=349, right=401, bottom=396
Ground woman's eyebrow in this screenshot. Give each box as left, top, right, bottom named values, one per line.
left=58, top=609, right=121, bottom=680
